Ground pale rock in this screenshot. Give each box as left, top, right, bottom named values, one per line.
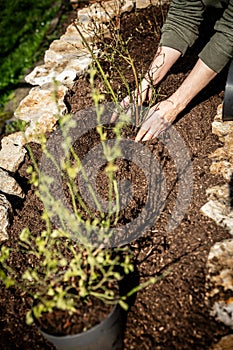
left=60, top=23, right=84, bottom=43
left=0, top=168, right=24, bottom=198
left=209, top=113, right=233, bottom=183
left=56, top=68, right=78, bottom=87
left=25, top=42, right=92, bottom=87
left=44, top=40, right=84, bottom=65
left=152, top=0, right=169, bottom=4
left=25, top=55, right=92, bottom=88
left=99, top=0, right=121, bottom=17
left=201, top=200, right=233, bottom=235
left=212, top=121, right=233, bottom=141
left=25, top=65, right=77, bottom=88
left=74, top=14, right=112, bottom=46
left=136, top=0, right=152, bottom=8
left=206, top=184, right=231, bottom=207
left=206, top=239, right=233, bottom=329
left=1, top=131, right=26, bottom=148
left=78, top=0, right=121, bottom=24
left=0, top=134, right=27, bottom=172
left=209, top=334, right=233, bottom=350
left=76, top=10, right=93, bottom=28
left=60, top=23, right=93, bottom=46
left=0, top=194, right=12, bottom=241
left=214, top=103, right=223, bottom=122
left=25, top=66, right=56, bottom=87
left=210, top=160, right=233, bottom=181
left=14, top=85, right=68, bottom=143
left=212, top=104, right=233, bottom=140
left=121, top=0, right=134, bottom=13
left=211, top=301, right=233, bottom=329
left=209, top=143, right=233, bottom=163
left=224, top=132, right=233, bottom=161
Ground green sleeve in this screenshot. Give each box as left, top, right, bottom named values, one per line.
left=159, top=0, right=205, bottom=55
left=160, top=0, right=233, bottom=73
left=199, top=0, right=233, bottom=72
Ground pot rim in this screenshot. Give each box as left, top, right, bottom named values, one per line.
left=34, top=301, right=121, bottom=340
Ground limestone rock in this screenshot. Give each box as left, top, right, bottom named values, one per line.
left=0, top=168, right=24, bottom=198
left=25, top=44, right=92, bottom=87
left=0, top=194, right=12, bottom=241
left=210, top=160, right=233, bottom=182
left=201, top=102, right=233, bottom=233
left=201, top=199, right=233, bottom=235
left=209, top=143, right=233, bottom=164
left=60, top=23, right=94, bottom=46
left=78, top=0, right=121, bottom=24
left=136, top=0, right=152, bottom=8
left=121, top=0, right=134, bottom=13
left=136, top=0, right=165, bottom=8
left=214, top=103, right=223, bottom=122
left=211, top=103, right=233, bottom=141
left=4, top=131, right=26, bottom=147
left=209, top=334, right=233, bottom=350
left=206, top=239, right=233, bottom=329
left=206, top=184, right=231, bottom=207
left=212, top=121, right=233, bottom=141
left=0, top=133, right=27, bottom=172
left=14, top=85, right=68, bottom=142
left=44, top=41, right=88, bottom=65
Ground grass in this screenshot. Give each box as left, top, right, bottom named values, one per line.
left=0, top=0, right=72, bottom=116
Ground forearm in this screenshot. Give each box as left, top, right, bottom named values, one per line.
left=168, top=58, right=217, bottom=112
left=147, top=46, right=182, bottom=85
left=135, top=59, right=217, bottom=141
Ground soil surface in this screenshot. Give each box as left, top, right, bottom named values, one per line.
left=0, top=2, right=232, bottom=350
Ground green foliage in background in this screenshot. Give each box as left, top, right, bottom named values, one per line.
left=0, top=0, right=66, bottom=111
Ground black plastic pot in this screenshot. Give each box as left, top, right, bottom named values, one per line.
left=223, top=59, right=233, bottom=121
left=35, top=303, right=123, bottom=350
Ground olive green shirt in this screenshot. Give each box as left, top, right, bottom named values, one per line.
left=160, top=0, right=233, bottom=72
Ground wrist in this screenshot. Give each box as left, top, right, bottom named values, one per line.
left=167, top=93, right=187, bottom=114
left=147, top=46, right=182, bottom=84
left=146, top=65, right=163, bottom=85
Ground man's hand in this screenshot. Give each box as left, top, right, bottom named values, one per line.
left=135, top=58, right=218, bottom=141
left=135, top=99, right=178, bottom=142
left=110, top=46, right=181, bottom=123
left=110, top=76, right=153, bottom=124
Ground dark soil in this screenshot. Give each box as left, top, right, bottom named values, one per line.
left=0, top=2, right=232, bottom=350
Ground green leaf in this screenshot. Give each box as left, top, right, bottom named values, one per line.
left=22, top=270, right=33, bottom=281
left=118, top=299, right=128, bottom=311
left=26, top=310, right=34, bottom=325
left=19, top=228, right=30, bottom=243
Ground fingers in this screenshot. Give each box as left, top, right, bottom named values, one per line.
left=135, top=128, right=148, bottom=142
left=135, top=106, right=170, bottom=142
left=135, top=127, right=161, bottom=142
left=137, top=86, right=147, bottom=105
left=110, top=77, right=153, bottom=124
left=110, top=96, right=131, bottom=123
left=110, top=110, right=119, bottom=123
left=137, top=78, right=152, bottom=105
left=142, top=131, right=154, bottom=142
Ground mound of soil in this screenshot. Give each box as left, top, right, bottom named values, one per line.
left=0, top=3, right=232, bottom=350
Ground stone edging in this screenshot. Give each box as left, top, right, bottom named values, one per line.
left=200, top=103, right=233, bottom=339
